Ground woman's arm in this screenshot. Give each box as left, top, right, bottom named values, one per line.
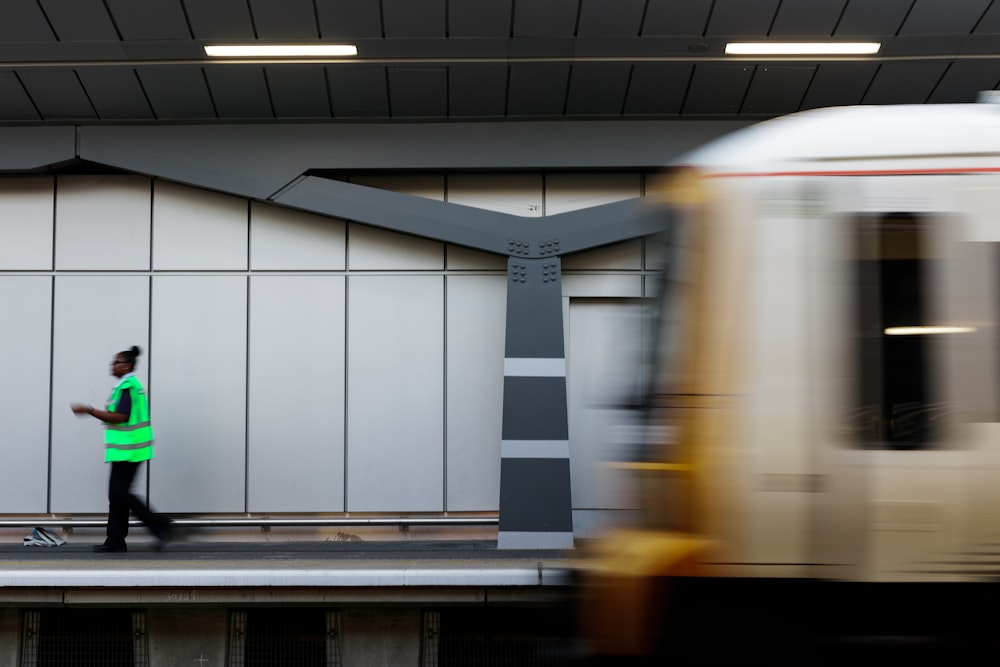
left=71, top=403, right=128, bottom=424
left=71, top=386, right=130, bottom=424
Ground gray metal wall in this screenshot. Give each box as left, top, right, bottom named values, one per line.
left=0, top=172, right=654, bottom=525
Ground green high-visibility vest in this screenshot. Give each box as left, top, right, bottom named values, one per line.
left=104, top=375, right=155, bottom=463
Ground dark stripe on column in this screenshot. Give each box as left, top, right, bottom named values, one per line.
left=499, top=458, right=573, bottom=532
left=501, top=377, right=568, bottom=440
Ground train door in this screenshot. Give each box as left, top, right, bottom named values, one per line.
left=813, top=174, right=974, bottom=582
left=944, top=173, right=1000, bottom=563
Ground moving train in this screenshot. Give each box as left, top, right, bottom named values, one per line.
left=579, top=98, right=1000, bottom=662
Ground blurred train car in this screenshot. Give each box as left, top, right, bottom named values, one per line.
left=579, top=99, right=1000, bottom=662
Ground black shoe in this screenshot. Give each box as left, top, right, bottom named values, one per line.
left=153, top=519, right=175, bottom=550
left=93, top=542, right=127, bottom=553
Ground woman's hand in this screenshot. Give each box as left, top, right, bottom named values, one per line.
left=70, top=403, right=93, bottom=417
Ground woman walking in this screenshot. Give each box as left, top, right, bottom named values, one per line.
left=71, top=345, right=173, bottom=552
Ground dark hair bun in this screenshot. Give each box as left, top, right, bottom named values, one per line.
left=131, top=345, right=142, bottom=357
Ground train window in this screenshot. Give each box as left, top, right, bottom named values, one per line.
left=852, top=213, right=941, bottom=449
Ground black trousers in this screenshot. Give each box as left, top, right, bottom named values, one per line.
left=105, top=461, right=170, bottom=545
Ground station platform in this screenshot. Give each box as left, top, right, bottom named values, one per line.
left=0, top=537, right=579, bottom=606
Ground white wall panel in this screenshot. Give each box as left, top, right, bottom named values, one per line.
left=0, top=277, right=51, bottom=511
left=51, top=276, right=150, bottom=513
left=348, top=223, right=444, bottom=270
left=55, top=176, right=151, bottom=270
left=446, top=244, right=507, bottom=271
left=249, top=201, right=346, bottom=270
left=153, top=181, right=248, bottom=270
left=447, top=174, right=543, bottom=217
left=151, top=276, right=247, bottom=512
left=446, top=276, right=506, bottom=511
left=567, top=299, right=643, bottom=511
left=248, top=276, right=345, bottom=511
left=545, top=173, right=641, bottom=214
left=347, top=276, right=443, bottom=511
left=562, top=273, right=642, bottom=298
left=561, top=240, right=642, bottom=270
left=0, top=177, right=53, bottom=270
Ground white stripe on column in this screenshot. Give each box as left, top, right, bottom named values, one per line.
left=503, top=357, right=566, bottom=377
left=498, top=531, right=575, bottom=549
left=501, top=440, right=569, bottom=459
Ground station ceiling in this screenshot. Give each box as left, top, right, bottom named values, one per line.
left=1, top=0, right=998, bottom=126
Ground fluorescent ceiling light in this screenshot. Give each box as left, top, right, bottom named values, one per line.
left=884, top=326, right=977, bottom=336
left=725, top=42, right=880, bottom=55
left=204, top=44, right=358, bottom=57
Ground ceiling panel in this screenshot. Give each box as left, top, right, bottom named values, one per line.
left=389, top=68, right=447, bottom=117
left=449, top=0, right=512, bottom=38
left=0, top=1, right=992, bottom=127
left=507, top=64, right=570, bottom=116
left=863, top=62, right=951, bottom=104
left=577, top=0, right=645, bottom=37
left=0, top=72, right=41, bottom=121
left=799, top=63, right=879, bottom=110
left=835, top=0, right=911, bottom=35
left=927, top=61, right=1000, bottom=102
left=683, top=65, right=754, bottom=115
left=249, top=0, right=318, bottom=39
left=137, top=67, right=216, bottom=120
left=623, top=63, right=692, bottom=115
left=513, top=0, right=579, bottom=37
left=770, top=0, right=846, bottom=37
left=642, top=0, right=713, bottom=36
left=76, top=69, right=154, bottom=120
left=382, top=0, right=445, bottom=38
left=962, top=34, right=1000, bottom=53
left=741, top=66, right=815, bottom=116
left=329, top=66, right=389, bottom=117
left=204, top=66, right=273, bottom=119
left=449, top=64, right=507, bottom=117
left=18, top=70, right=95, bottom=121
left=0, top=3, right=54, bottom=41
left=105, top=0, right=189, bottom=40
left=565, top=63, right=631, bottom=115
left=899, top=0, right=991, bottom=35
left=41, top=0, right=118, bottom=41
left=266, top=65, right=332, bottom=118
left=184, top=0, right=256, bottom=40
left=705, top=0, right=780, bottom=37
left=882, top=35, right=965, bottom=57
left=974, top=2, right=1000, bottom=33
left=317, top=0, right=384, bottom=39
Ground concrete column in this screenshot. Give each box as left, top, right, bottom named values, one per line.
left=340, top=609, right=422, bottom=667
left=147, top=609, right=227, bottom=667
left=0, top=608, right=20, bottom=666
left=498, top=256, right=574, bottom=549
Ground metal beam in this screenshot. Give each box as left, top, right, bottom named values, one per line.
left=274, top=174, right=523, bottom=253
left=275, top=175, right=669, bottom=255
left=0, top=127, right=75, bottom=170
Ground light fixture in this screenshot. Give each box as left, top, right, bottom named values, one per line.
left=204, top=44, right=358, bottom=58
left=884, top=326, right=977, bottom=336
left=725, top=42, right=881, bottom=55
